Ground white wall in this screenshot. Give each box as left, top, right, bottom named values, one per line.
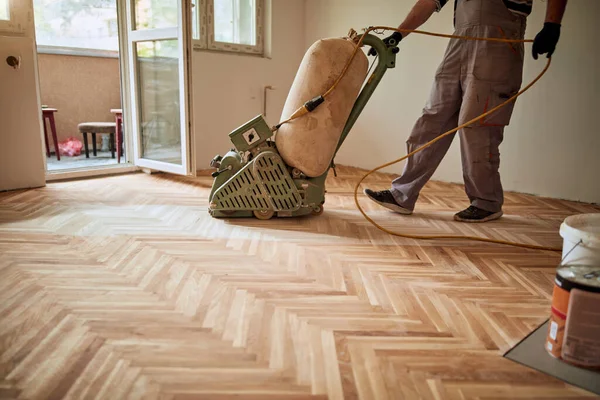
left=304, top=0, right=600, bottom=204
left=193, top=0, right=306, bottom=168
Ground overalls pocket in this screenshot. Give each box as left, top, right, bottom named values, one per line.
left=471, top=30, right=524, bottom=85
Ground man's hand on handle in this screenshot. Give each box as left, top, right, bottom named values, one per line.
left=368, top=0, right=437, bottom=56
left=368, top=32, right=403, bottom=56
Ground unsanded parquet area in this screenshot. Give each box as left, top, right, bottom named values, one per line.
left=0, top=166, right=599, bottom=400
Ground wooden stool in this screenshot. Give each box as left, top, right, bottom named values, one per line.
left=77, top=122, right=117, bottom=159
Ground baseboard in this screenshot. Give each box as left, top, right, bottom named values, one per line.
left=196, top=168, right=215, bottom=177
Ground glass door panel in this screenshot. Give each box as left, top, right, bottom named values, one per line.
left=121, top=0, right=192, bottom=175
left=134, top=0, right=178, bottom=30
left=136, top=40, right=182, bottom=164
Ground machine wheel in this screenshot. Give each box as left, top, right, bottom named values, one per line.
left=253, top=209, right=275, bottom=220
left=311, top=205, right=324, bottom=216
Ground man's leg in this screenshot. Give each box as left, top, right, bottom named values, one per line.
left=364, top=74, right=462, bottom=214
left=365, top=37, right=463, bottom=214
left=454, top=71, right=519, bottom=222
left=454, top=77, right=512, bottom=223
left=456, top=125, right=505, bottom=219
left=390, top=105, right=460, bottom=211
left=454, top=23, right=524, bottom=222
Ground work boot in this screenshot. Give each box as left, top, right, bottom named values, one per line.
left=454, top=206, right=503, bottom=223
left=363, top=189, right=412, bottom=215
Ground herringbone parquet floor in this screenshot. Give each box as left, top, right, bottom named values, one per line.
left=1, top=166, right=598, bottom=400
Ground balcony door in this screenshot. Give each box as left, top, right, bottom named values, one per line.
left=119, top=0, right=194, bottom=175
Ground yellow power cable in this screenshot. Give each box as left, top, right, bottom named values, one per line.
left=277, top=26, right=561, bottom=253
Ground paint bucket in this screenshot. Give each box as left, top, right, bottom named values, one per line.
left=559, top=213, right=600, bottom=266
left=546, top=266, right=600, bottom=368
left=546, top=214, right=600, bottom=367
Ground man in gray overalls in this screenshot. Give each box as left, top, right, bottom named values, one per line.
left=365, top=0, right=567, bottom=222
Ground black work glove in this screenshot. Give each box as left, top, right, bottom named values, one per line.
left=368, top=31, right=403, bottom=56
left=532, top=22, right=561, bottom=59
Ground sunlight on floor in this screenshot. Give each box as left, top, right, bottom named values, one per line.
left=46, top=151, right=121, bottom=171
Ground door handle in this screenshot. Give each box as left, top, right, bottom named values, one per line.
left=6, top=56, right=20, bottom=69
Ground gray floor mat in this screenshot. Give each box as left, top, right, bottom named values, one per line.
left=504, top=320, right=600, bottom=395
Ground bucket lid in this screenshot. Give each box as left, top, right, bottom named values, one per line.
left=556, top=266, right=600, bottom=293
left=560, top=213, right=600, bottom=249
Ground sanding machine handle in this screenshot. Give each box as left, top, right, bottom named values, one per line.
left=333, top=33, right=398, bottom=157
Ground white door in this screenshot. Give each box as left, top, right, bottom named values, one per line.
left=0, top=0, right=46, bottom=191
left=120, top=0, right=194, bottom=176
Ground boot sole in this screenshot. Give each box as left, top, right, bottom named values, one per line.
left=364, top=190, right=412, bottom=215
left=453, top=211, right=503, bottom=223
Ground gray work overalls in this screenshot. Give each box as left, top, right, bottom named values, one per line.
left=391, top=0, right=527, bottom=212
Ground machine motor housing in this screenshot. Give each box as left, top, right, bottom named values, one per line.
left=207, top=32, right=397, bottom=220
left=208, top=115, right=325, bottom=219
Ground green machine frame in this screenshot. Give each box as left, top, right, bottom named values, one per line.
left=208, top=33, right=397, bottom=220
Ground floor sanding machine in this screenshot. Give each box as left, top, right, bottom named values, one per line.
left=208, top=30, right=395, bottom=219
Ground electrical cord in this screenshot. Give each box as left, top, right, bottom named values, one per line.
left=275, top=26, right=561, bottom=252
left=353, top=55, right=557, bottom=252
left=364, top=53, right=379, bottom=88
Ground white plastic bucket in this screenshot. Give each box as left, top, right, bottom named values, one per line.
left=559, top=213, right=600, bottom=266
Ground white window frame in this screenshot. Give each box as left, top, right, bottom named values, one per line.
left=0, top=0, right=27, bottom=35
left=36, top=46, right=119, bottom=58
left=192, top=0, right=264, bottom=56
left=31, top=0, right=120, bottom=58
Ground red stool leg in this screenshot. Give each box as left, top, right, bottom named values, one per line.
left=116, top=115, right=122, bottom=163
left=42, top=115, right=50, bottom=157
left=49, top=112, right=60, bottom=161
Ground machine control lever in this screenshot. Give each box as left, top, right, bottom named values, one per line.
left=211, top=165, right=232, bottom=178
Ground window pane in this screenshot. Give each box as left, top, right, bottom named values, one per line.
left=33, top=0, right=119, bottom=51
left=0, top=0, right=8, bottom=21
left=214, top=0, right=256, bottom=46
left=135, top=0, right=177, bottom=30
left=136, top=40, right=182, bottom=165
